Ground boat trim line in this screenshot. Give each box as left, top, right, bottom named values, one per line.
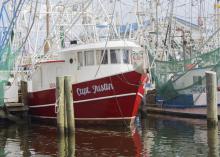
left=29, top=92, right=143, bottom=108
left=30, top=115, right=136, bottom=120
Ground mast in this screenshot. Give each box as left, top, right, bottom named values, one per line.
left=155, top=0, right=159, bottom=49
left=168, top=0, right=174, bottom=55
left=44, top=0, right=50, bottom=54
left=149, top=0, right=154, bottom=33
left=216, top=0, right=220, bottom=46
left=164, top=0, right=174, bottom=60
left=198, top=0, right=203, bottom=44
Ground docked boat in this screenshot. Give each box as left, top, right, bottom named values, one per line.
left=27, top=40, right=148, bottom=125
left=149, top=46, right=220, bottom=107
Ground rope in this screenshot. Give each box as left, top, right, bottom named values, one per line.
left=116, top=72, right=141, bottom=87
left=55, top=94, right=61, bottom=114
left=109, top=75, right=128, bottom=127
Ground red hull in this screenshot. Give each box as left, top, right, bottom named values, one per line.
left=28, top=71, right=147, bottom=124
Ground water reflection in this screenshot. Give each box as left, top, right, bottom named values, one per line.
left=207, top=126, right=219, bottom=157
left=74, top=127, right=146, bottom=157
left=0, top=116, right=220, bottom=157
left=57, top=133, right=76, bottom=157
left=142, top=115, right=220, bottom=157
left=57, top=134, right=66, bottom=157
left=0, top=124, right=32, bottom=157
left=0, top=124, right=145, bottom=157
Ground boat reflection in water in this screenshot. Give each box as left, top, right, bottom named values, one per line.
left=73, top=127, right=147, bottom=157
left=0, top=123, right=148, bottom=157
left=1, top=115, right=219, bottom=156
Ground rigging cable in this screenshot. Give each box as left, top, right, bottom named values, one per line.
left=94, top=0, right=117, bottom=77
left=4, top=0, right=39, bottom=91
left=94, top=0, right=128, bottom=126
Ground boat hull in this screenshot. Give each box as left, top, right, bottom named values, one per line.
left=28, top=71, right=147, bottom=126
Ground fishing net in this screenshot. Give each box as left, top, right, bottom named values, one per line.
left=149, top=47, right=220, bottom=102
left=0, top=0, right=26, bottom=107
left=0, top=45, right=16, bottom=106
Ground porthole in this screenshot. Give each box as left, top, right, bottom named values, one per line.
left=69, top=58, right=73, bottom=64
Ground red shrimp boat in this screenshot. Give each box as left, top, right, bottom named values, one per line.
left=27, top=40, right=148, bottom=126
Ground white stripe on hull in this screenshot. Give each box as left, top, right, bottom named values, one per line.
left=29, top=104, right=54, bottom=108
left=29, top=92, right=143, bottom=108
left=30, top=115, right=136, bottom=120
left=74, top=92, right=137, bottom=103
left=137, top=92, right=143, bottom=98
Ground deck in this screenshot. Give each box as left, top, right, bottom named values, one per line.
left=143, top=104, right=220, bottom=119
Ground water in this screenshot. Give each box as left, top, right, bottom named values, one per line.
left=0, top=115, right=220, bottom=157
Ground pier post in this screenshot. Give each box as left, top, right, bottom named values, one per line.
left=206, top=71, right=218, bottom=127
left=67, top=132, right=75, bottom=156
left=0, top=81, right=4, bottom=107
left=21, top=81, right=29, bottom=119
left=57, top=134, right=66, bottom=157
left=207, top=125, right=219, bottom=157
left=21, top=81, right=28, bottom=106
left=64, top=76, right=75, bottom=134
left=56, top=76, right=65, bottom=135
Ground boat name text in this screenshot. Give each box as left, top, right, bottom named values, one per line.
left=76, top=83, right=114, bottom=96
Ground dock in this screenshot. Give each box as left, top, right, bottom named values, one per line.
left=0, top=102, right=29, bottom=124
left=5, top=102, right=28, bottom=112
left=143, top=104, right=220, bottom=119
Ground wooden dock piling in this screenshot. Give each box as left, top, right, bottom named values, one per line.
left=56, top=76, right=75, bottom=134
left=207, top=125, right=219, bottom=157
left=56, top=77, right=65, bottom=135
left=57, top=134, right=66, bottom=157
left=20, top=81, right=28, bottom=119
left=67, top=132, right=75, bottom=156
left=64, top=76, right=75, bottom=134
left=57, top=76, right=75, bottom=156
left=206, top=71, right=218, bottom=127
left=21, top=81, right=28, bottom=106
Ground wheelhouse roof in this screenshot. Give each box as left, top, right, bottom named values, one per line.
left=58, top=40, right=141, bottom=54
left=36, top=40, right=141, bottom=63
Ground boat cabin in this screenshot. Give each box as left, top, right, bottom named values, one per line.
left=30, top=40, right=143, bottom=92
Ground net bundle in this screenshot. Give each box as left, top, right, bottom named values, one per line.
left=0, top=45, right=15, bottom=106
left=150, top=48, right=220, bottom=101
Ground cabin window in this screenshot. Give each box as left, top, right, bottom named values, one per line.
left=69, top=58, right=73, bottom=64
left=110, top=49, right=121, bottom=64
left=122, top=49, right=130, bottom=64
left=84, top=51, right=94, bottom=66
left=96, top=50, right=108, bottom=64
left=77, top=52, right=83, bottom=66
left=6, top=81, right=11, bottom=86
left=193, top=76, right=202, bottom=86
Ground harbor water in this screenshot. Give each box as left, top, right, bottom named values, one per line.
left=0, top=115, right=220, bottom=157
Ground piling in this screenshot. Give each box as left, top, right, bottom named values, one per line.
left=57, top=134, right=66, bottom=157
left=67, top=132, right=75, bottom=156
left=206, top=71, right=218, bottom=127
left=207, top=125, right=219, bottom=157
left=56, top=76, right=65, bottom=135
left=57, top=76, right=75, bottom=156
left=58, top=131, right=75, bottom=157
left=21, top=81, right=28, bottom=106
left=21, top=81, right=29, bottom=119
left=64, top=97, right=68, bottom=134
left=64, top=76, right=75, bottom=134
